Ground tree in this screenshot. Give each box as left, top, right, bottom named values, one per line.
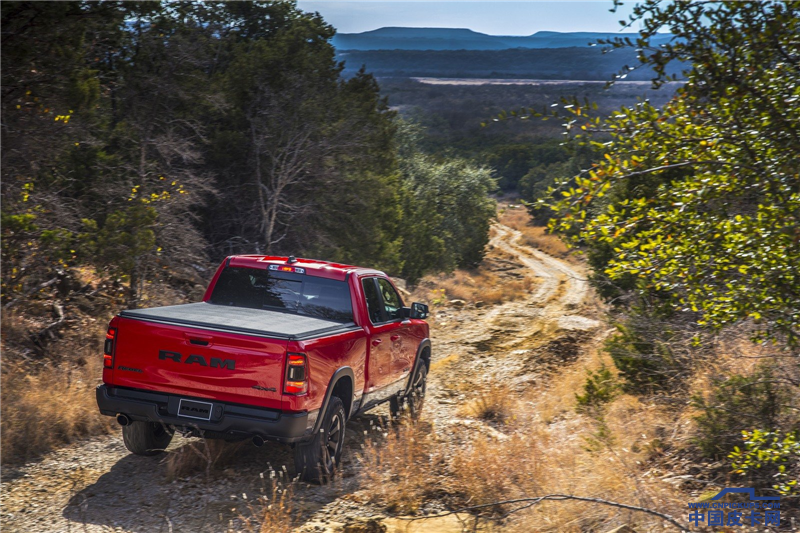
left=397, top=122, right=497, bottom=282
left=202, top=7, right=404, bottom=272
left=95, top=4, right=215, bottom=306
left=548, top=1, right=800, bottom=346
left=1, top=2, right=216, bottom=307
left=1, top=2, right=124, bottom=296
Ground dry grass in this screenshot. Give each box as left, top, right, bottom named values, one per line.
left=450, top=401, right=685, bottom=532
left=451, top=433, right=547, bottom=507
left=460, top=382, right=518, bottom=423
left=164, top=439, right=251, bottom=481
left=0, top=274, right=196, bottom=466
left=535, top=344, right=617, bottom=424
left=1, top=319, right=115, bottom=465
left=519, top=226, right=573, bottom=261
left=499, top=204, right=576, bottom=262
left=234, top=480, right=295, bottom=533
left=417, top=267, right=536, bottom=308
left=359, top=337, right=687, bottom=531
left=358, top=420, right=446, bottom=513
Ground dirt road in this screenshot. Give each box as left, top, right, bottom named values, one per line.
left=1, top=216, right=600, bottom=533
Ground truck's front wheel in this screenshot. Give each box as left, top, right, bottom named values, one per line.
left=406, top=364, right=427, bottom=418
left=122, top=421, right=173, bottom=456
left=294, top=396, right=345, bottom=484
left=390, top=363, right=428, bottom=419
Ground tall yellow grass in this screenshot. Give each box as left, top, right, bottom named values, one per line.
left=234, top=480, right=295, bottom=533
left=358, top=420, right=446, bottom=513
left=438, top=269, right=536, bottom=305
left=358, top=342, right=687, bottom=531
left=164, top=439, right=251, bottom=481
left=1, top=277, right=193, bottom=465
left=499, top=206, right=575, bottom=262
left=1, top=354, right=114, bottom=464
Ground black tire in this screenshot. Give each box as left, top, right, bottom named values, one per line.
left=294, top=396, right=346, bottom=484
left=406, top=364, right=427, bottom=418
left=389, top=394, right=403, bottom=419
left=122, top=421, right=173, bottom=456
left=390, top=364, right=428, bottom=419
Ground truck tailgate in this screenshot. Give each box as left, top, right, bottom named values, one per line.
left=111, top=317, right=287, bottom=409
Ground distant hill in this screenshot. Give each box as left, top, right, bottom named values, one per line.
left=331, top=27, right=672, bottom=51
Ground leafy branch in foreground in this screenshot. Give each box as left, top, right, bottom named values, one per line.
left=544, top=1, right=800, bottom=346
left=729, top=429, right=800, bottom=497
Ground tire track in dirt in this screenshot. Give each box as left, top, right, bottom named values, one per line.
left=432, top=222, right=594, bottom=360
left=352, top=220, right=602, bottom=532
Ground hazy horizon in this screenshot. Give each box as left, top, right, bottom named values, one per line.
left=296, top=1, right=641, bottom=36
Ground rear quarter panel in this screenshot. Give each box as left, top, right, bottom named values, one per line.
left=285, top=329, right=368, bottom=414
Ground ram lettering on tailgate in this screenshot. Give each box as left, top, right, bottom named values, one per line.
left=158, top=350, right=235, bottom=370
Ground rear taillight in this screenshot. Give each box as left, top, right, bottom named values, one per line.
left=103, top=327, right=117, bottom=369
left=284, top=353, right=307, bottom=395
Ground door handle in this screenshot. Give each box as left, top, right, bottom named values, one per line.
left=390, top=335, right=400, bottom=342
left=186, top=333, right=212, bottom=346
left=371, top=339, right=382, bottom=346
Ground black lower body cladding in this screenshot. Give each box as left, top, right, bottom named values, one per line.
left=96, top=385, right=318, bottom=443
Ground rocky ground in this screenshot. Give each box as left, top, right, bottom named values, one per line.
left=1, top=208, right=605, bottom=533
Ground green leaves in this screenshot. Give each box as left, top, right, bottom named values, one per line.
left=397, top=122, right=497, bottom=282
left=548, top=1, right=800, bottom=346
left=728, top=430, right=800, bottom=496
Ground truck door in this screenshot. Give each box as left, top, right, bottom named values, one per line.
left=375, top=278, right=416, bottom=382
left=362, top=277, right=407, bottom=391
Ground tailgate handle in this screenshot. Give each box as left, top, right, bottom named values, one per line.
left=189, top=337, right=211, bottom=346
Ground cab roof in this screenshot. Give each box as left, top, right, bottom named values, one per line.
left=226, top=255, right=385, bottom=281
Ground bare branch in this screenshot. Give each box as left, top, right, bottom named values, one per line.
left=397, top=494, right=688, bottom=532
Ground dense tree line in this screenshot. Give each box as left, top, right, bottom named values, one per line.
left=1, top=1, right=496, bottom=308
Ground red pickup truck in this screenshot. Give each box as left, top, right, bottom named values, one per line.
left=96, top=255, right=430, bottom=482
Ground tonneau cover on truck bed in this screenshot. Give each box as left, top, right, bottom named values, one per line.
left=120, top=302, right=360, bottom=340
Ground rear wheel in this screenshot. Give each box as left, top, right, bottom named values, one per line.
left=122, top=421, right=173, bottom=456
left=294, top=396, right=345, bottom=484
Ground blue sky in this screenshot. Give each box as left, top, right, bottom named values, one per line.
left=296, top=1, right=640, bottom=35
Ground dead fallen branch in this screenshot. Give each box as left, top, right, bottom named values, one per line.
left=3, top=276, right=60, bottom=309
left=398, top=494, right=688, bottom=531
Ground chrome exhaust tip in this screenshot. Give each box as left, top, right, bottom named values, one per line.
left=252, top=435, right=265, bottom=447
left=116, top=414, right=131, bottom=426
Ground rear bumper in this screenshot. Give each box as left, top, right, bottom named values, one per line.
left=96, top=385, right=317, bottom=444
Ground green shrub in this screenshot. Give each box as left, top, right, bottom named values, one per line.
left=576, top=365, right=619, bottom=413
left=604, top=316, right=695, bottom=394
left=728, top=429, right=799, bottom=496
left=692, top=366, right=792, bottom=459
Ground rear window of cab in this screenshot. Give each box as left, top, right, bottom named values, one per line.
left=209, top=267, right=353, bottom=323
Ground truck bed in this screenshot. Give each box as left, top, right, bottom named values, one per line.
left=120, top=302, right=360, bottom=340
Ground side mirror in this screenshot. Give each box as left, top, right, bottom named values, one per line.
left=409, top=302, right=429, bottom=320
